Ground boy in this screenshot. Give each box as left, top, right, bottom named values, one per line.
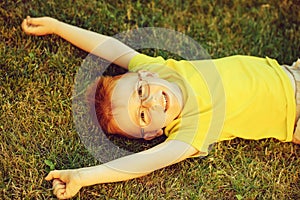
left=21, top=16, right=300, bottom=199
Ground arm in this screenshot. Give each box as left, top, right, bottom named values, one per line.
left=45, top=140, right=198, bottom=199
left=21, top=16, right=138, bottom=69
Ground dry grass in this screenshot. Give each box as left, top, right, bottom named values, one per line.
left=1, top=0, right=300, bottom=199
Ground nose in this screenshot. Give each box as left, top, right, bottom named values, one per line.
left=141, top=93, right=161, bottom=109
left=141, top=96, right=155, bottom=108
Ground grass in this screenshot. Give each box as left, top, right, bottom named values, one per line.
left=1, top=0, right=300, bottom=199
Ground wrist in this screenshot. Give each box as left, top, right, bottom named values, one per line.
left=77, top=167, right=97, bottom=187
left=50, top=18, right=60, bottom=35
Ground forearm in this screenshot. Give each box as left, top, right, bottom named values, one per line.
left=53, top=20, right=137, bottom=68
left=77, top=164, right=149, bottom=187
left=53, top=20, right=109, bottom=54
left=22, top=16, right=137, bottom=68
left=77, top=140, right=198, bottom=187
left=77, top=152, right=164, bottom=186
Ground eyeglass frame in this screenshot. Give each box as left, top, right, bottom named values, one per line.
left=136, top=71, right=151, bottom=138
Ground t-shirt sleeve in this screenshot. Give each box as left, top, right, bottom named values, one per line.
left=128, top=53, right=166, bottom=72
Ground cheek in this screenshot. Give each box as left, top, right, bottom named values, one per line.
left=145, top=109, right=166, bottom=130
left=112, top=106, right=141, bottom=137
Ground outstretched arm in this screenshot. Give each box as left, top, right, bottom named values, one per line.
left=45, top=140, right=198, bottom=199
left=21, top=16, right=138, bottom=69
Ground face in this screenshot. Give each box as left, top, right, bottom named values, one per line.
left=111, top=71, right=183, bottom=139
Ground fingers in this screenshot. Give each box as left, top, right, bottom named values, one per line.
left=21, top=18, right=29, bottom=33
left=53, top=179, right=67, bottom=199
left=21, top=16, right=38, bottom=35
left=24, top=16, right=45, bottom=26
left=21, top=16, right=53, bottom=36
left=52, top=179, right=73, bottom=200
left=21, top=16, right=35, bottom=30
left=45, top=170, right=80, bottom=199
left=52, top=179, right=70, bottom=199
left=53, top=178, right=64, bottom=188
left=26, top=16, right=46, bottom=26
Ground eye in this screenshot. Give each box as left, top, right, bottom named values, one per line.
left=137, top=80, right=149, bottom=100
left=140, top=111, right=146, bottom=122
left=139, top=109, right=150, bottom=126
left=137, top=86, right=143, bottom=98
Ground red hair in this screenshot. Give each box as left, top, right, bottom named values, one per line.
left=85, top=75, right=135, bottom=138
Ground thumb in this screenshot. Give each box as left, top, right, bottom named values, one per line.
left=26, top=16, right=47, bottom=26
left=45, top=170, right=61, bottom=181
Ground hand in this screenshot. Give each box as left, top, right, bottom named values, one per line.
left=21, top=16, right=58, bottom=36
left=45, top=169, right=82, bottom=199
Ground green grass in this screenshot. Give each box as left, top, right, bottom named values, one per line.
left=1, top=0, right=300, bottom=199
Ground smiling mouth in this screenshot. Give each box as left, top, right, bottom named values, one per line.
left=162, top=92, right=169, bottom=112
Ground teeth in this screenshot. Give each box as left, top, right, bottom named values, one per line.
left=162, top=92, right=167, bottom=111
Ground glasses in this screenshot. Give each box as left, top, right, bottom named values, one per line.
left=136, top=72, right=150, bottom=138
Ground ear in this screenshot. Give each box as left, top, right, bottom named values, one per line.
left=143, top=129, right=164, bottom=140
left=138, top=70, right=159, bottom=78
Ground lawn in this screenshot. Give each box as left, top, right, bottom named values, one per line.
left=1, top=0, right=300, bottom=199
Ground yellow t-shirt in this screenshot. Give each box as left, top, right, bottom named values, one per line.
left=128, top=54, right=296, bottom=155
